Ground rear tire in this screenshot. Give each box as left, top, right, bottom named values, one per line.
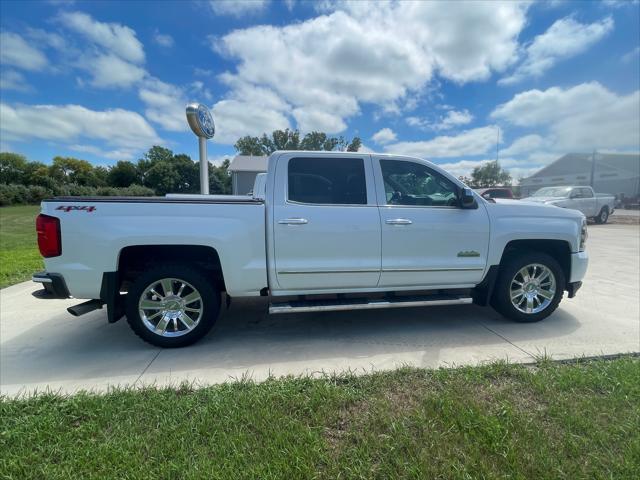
left=491, top=252, right=565, bottom=323
left=595, top=207, right=609, bottom=224
left=125, top=264, right=219, bottom=348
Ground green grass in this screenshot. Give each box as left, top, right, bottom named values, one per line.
left=1, top=358, right=638, bottom=479
left=0, top=205, right=42, bottom=288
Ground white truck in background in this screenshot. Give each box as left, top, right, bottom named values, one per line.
left=34, top=151, right=589, bottom=348
left=522, top=186, right=615, bottom=224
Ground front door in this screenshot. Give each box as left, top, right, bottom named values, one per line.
left=373, top=157, right=490, bottom=288
left=272, top=154, right=381, bottom=291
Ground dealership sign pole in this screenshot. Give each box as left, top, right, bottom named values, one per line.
left=185, top=103, right=215, bottom=195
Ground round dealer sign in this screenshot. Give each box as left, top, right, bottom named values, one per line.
left=186, top=103, right=215, bottom=139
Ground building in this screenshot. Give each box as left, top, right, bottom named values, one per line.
left=228, top=155, right=267, bottom=195
left=519, top=153, right=640, bottom=199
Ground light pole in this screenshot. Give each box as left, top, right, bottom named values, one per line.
left=185, top=103, right=215, bottom=194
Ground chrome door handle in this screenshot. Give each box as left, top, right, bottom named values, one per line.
left=278, top=218, right=308, bottom=225
left=385, top=218, right=412, bottom=225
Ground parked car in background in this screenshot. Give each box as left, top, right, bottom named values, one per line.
left=475, top=187, right=514, bottom=200
left=33, top=151, right=588, bottom=348
left=522, top=186, right=615, bottom=224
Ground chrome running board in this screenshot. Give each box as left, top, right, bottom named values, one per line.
left=269, top=294, right=472, bottom=314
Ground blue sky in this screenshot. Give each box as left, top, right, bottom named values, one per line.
left=1, top=0, right=638, bottom=180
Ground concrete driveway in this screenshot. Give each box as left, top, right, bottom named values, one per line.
left=2, top=224, right=638, bottom=396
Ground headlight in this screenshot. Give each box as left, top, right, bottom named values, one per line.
left=580, top=218, right=588, bottom=251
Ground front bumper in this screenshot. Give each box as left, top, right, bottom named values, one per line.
left=32, top=272, right=70, bottom=299
left=569, top=251, right=588, bottom=283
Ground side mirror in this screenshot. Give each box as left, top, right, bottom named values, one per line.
left=460, top=188, right=477, bottom=209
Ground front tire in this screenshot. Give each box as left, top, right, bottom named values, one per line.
left=125, top=264, right=219, bottom=348
left=595, top=207, right=609, bottom=224
left=491, top=252, right=565, bottom=323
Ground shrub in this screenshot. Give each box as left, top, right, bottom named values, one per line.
left=0, top=183, right=155, bottom=206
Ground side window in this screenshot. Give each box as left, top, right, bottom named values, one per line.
left=492, top=190, right=511, bottom=199
left=380, top=160, right=458, bottom=207
left=580, top=188, right=594, bottom=198
left=288, top=157, right=367, bottom=205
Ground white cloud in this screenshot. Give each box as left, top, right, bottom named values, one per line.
left=154, top=31, right=174, bottom=48
left=406, top=109, right=473, bottom=131
left=211, top=82, right=291, bottom=144
left=292, top=108, right=346, bottom=133
left=69, top=144, right=139, bottom=161
left=208, top=0, right=269, bottom=17
left=86, top=54, right=146, bottom=88
left=0, top=70, right=32, bottom=92
left=212, top=1, right=528, bottom=133
left=138, top=78, right=188, bottom=131
left=0, top=103, right=161, bottom=153
left=500, top=16, right=613, bottom=85
left=436, top=157, right=542, bottom=182
left=137, top=77, right=213, bottom=133
left=384, top=126, right=501, bottom=159
left=372, top=128, right=397, bottom=145
left=622, top=46, right=640, bottom=63
left=435, top=109, right=473, bottom=130
left=58, top=11, right=145, bottom=63
left=492, top=82, right=640, bottom=151
left=0, top=32, right=48, bottom=71
left=501, top=134, right=548, bottom=156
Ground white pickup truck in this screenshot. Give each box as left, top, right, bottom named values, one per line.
left=522, top=186, right=615, bottom=224
left=34, top=151, right=588, bottom=347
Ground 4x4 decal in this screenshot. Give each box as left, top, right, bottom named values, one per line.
left=56, top=205, right=96, bottom=213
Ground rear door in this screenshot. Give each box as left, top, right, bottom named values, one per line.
left=373, top=156, right=490, bottom=288
left=271, top=154, right=381, bottom=292
left=579, top=187, right=597, bottom=216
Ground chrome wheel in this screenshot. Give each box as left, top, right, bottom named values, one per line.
left=138, top=278, right=203, bottom=337
left=509, top=264, right=556, bottom=314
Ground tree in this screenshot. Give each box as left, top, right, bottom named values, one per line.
left=209, top=158, right=232, bottom=194
left=235, top=129, right=361, bottom=155
left=172, top=154, right=199, bottom=193
left=234, top=136, right=266, bottom=156
left=107, top=161, right=139, bottom=187
left=144, top=161, right=178, bottom=195
left=470, top=161, right=512, bottom=188
left=0, top=152, right=28, bottom=184
left=49, top=157, right=98, bottom=186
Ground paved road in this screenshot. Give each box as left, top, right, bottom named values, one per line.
left=2, top=224, right=638, bottom=396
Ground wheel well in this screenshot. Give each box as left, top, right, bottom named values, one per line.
left=500, top=239, right=571, bottom=282
left=117, top=245, right=226, bottom=292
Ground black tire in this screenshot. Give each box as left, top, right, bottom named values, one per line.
left=595, top=207, right=609, bottom=224
left=491, top=252, right=565, bottom=323
left=125, top=264, right=219, bottom=348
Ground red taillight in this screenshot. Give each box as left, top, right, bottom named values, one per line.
left=36, top=214, right=61, bottom=258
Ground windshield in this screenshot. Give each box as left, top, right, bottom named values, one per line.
left=532, top=187, right=571, bottom=198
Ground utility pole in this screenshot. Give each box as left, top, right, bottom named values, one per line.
left=590, top=149, right=596, bottom=188
left=496, top=126, right=500, bottom=163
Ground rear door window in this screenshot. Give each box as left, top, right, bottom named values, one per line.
left=580, top=188, right=594, bottom=198
left=288, top=157, right=367, bottom=205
